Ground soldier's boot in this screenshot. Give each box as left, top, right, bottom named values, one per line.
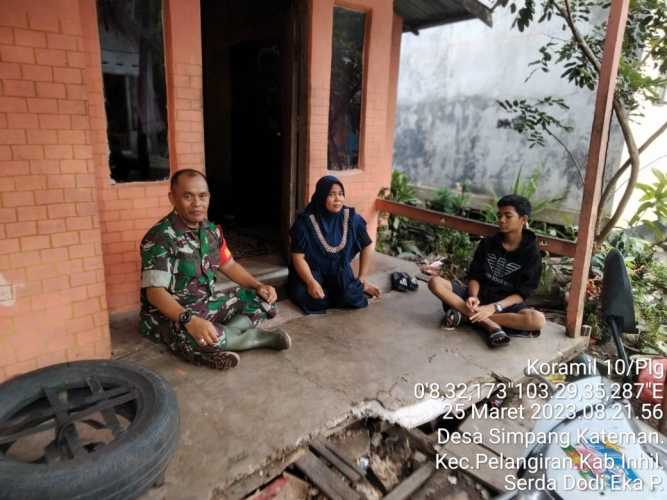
left=206, top=350, right=240, bottom=370
left=224, top=326, right=291, bottom=351
left=225, top=314, right=253, bottom=331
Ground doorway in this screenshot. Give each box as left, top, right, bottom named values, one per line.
left=201, top=0, right=305, bottom=261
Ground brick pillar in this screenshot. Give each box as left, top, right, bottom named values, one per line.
left=165, top=0, right=205, bottom=170
left=0, top=0, right=110, bottom=382
left=306, top=0, right=397, bottom=240
left=79, top=0, right=205, bottom=313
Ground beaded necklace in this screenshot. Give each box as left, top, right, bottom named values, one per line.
left=308, top=208, right=350, bottom=254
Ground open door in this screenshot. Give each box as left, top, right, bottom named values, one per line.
left=201, top=0, right=306, bottom=261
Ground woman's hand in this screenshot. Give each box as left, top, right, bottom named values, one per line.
left=307, top=280, right=326, bottom=300
left=359, top=277, right=381, bottom=298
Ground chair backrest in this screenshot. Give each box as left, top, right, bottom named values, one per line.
left=600, top=248, right=636, bottom=333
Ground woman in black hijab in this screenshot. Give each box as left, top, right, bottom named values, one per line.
left=288, top=176, right=380, bottom=314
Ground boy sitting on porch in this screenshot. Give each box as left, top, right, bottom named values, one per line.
left=428, top=194, right=545, bottom=348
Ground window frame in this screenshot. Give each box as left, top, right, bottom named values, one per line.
left=96, top=0, right=172, bottom=184
left=326, top=2, right=371, bottom=173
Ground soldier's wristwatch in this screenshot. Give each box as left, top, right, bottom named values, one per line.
left=178, top=309, right=193, bottom=326
left=494, top=303, right=504, bottom=313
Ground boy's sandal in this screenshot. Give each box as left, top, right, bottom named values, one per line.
left=487, top=329, right=510, bottom=348
left=505, top=328, right=541, bottom=338
left=440, top=308, right=462, bottom=330
left=390, top=272, right=409, bottom=292
left=391, top=272, right=419, bottom=292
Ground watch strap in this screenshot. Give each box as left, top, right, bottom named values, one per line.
left=178, top=309, right=192, bottom=326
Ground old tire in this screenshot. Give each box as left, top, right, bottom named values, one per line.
left=0, top=360, right=179, bottom=500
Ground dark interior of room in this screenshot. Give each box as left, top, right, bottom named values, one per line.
left=201, top=0, right=293, bottom=258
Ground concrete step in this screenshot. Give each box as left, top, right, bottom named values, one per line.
left=214, top=253, right=289, bottom=295
left=212, top=251, right=421, bottom=297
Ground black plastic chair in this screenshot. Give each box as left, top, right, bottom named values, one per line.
left=600, top=248, right=637, bottom=382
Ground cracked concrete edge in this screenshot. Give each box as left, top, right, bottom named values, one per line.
left=215, top=410, right=360, bottom=497
left=351, top=374, right=496, bottom=428
left=218, top=391, right=485, bottom=496
left=214, top=343, right=590, bottom=498
left=212, top=448, right=306, bottom=500
left=214, top=339, right=590, bottom=496
left=210, top=347, right=587, bottom=498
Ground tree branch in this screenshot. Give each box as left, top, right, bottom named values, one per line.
left=558, top=0, right=601, bottom=73
left=544, top=127, right=585, bottom=184
left=600, top=118, right=667, bottom=207
left=596, top=95, right=641, bottom=243
left=555, top=0, right=640, bottom=243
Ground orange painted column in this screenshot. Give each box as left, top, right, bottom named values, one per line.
left=163, top=0, right=205, bottom=171
left=306, top=0, right=399, bottom=241
left=83, top=0, right=205, bottom=313
left=566, top=0, right=630, bottom=336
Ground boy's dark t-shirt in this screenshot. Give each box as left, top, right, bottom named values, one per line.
left=467, top=229, right=542, bottom=304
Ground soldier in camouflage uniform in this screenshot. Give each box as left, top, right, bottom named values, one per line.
left=140, top=169, right=290, bottom=370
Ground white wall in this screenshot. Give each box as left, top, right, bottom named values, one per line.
left=393, top=7, right=625, bottom=223
left=614, top=83, right=667, bottom=226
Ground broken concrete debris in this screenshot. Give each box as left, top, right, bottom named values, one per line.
left=241, top=418, right=491, bottom=499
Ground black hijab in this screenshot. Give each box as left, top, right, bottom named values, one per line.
left=304, top=175, right=346, bottom=246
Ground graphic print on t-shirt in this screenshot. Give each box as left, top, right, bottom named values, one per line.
left=486, top=253, right=522, bottom=287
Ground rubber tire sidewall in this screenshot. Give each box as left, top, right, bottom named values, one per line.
left=0, top=360, right=180, bottom=500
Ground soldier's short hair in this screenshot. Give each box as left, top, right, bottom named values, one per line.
left=170, top=169, right=208, bottom=189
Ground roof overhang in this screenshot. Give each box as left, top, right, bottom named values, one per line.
left=394, top=0, right=499, bottom=33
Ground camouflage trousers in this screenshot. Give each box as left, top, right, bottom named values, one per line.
left=154, top=288, right=277, bottom=368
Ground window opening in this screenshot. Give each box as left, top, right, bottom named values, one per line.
left=327, top=6, right=366, bottom=171
left=98, top=0, right=169, bottom=182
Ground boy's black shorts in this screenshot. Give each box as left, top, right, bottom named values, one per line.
left=447, top=281, right=530, bottom=314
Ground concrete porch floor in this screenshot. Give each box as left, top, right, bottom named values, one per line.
left=110, top=255, right=587, bottom=500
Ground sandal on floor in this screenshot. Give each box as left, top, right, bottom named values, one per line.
left=487, top=329, right=510, bottom=348
left=505, top=328, right=541, bottom=338
left=440, top=308, right=462, bottom=330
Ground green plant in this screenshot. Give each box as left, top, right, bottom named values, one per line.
left=511, top=165, right=566, bottom=216
left=377, top=171, right=419, bottom=255
left=433, top=226, right=475, bottom=279
left=377, top=172, right=475, bottom=276
left=428, top=183, right=470, bottom=216
left=498, top=98, right=584, bottom=184
left=587, top=231, right=667, bottom=353
left=628, top=167, right=667, bottom=245
left=379, top=170, right=418, bottom=205
left=502, top=0, right=667, bottom=245
left=482, top=165, right=566, bottom=225
left=530, top=220, right=577, bottom=240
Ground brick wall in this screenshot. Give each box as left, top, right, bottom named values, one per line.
left=0, top=0, right=110, bottom=382
left=0, top=0, right=205, bottom=381
left=307, top=0, right=402, bottom=238
left=81, top=0, right=204, bottom=313
left=0, top=0, right=402, bottom=380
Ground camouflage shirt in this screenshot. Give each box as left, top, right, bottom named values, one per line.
left=139, top=211, right=233, bottom=341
